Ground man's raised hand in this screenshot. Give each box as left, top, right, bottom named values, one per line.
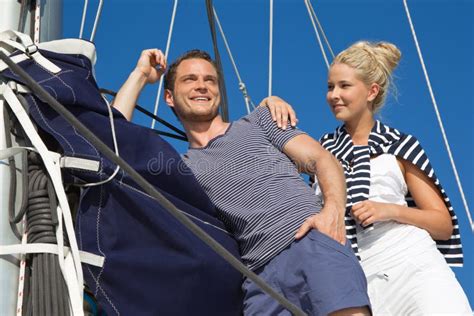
left=135, top=49, right=167, bottom=84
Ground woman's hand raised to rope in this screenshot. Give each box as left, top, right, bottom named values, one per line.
left=135, top=49, right=167, bottom=84
left=259, top=96, right=298, bottom=129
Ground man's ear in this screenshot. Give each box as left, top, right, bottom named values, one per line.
left=164, top=89, right=174, bottom=108
left=367, top=83, right=380, bottom=102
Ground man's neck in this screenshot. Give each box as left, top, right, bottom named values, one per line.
left=183, top=115, right=230, bottom=148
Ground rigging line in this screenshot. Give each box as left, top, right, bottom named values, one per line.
left=402, top=0, right=473, bottom=232
left=90, top=0, right=104, bottom=42
left=213, top=7, right=255, bottom=114
left=304, top=0, right=329, bottom=69
left=77, top=94, right=120, bottom=187
left=268, top=0, right=273, bottom=96
left=33, top=0, right=41, bottom=44
left=205, top=0, right=229, bottom=122
left=17, top=0, right=29, bottom=34
left=151, top=0, right=178, bottom=129
left=79, top=0, right=89, bottom=38
left=306, top=0, right=334, bottom=59
left=0, top=50, right=306, bottom=316
left=100, top=88, right=187, bottom=137
left=150, top=130, right=187, bottom=142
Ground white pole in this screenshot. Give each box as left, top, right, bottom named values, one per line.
left=268, top=0, right=273, bottom=97
left=151, top=0, right=179, bottom=129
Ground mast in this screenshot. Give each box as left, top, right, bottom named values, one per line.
left=0, top=1, right=62, bottom=315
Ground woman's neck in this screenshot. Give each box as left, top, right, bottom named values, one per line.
left=345, top=115, right=375, bottom=146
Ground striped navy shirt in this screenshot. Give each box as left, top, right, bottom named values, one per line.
left=183, top=107, right=323, bottom=270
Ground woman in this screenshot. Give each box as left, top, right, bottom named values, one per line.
left=262, top=41, right=471, bottom=314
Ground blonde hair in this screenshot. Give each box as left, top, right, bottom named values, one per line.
left=332, top=41, right=401, bottom=112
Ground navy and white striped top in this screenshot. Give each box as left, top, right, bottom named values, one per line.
left=183, top=107, right=322, bottom=270
left=317, top=121, right=463, bottom=266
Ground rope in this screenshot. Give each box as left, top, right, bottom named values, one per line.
left=304, top=0, right=330, bottom=69
left=17, top=0, right=29, bottom=34
left=0, top=50, right=306, bottom=316
left=402, top=0, right=473, bottom=232
left=90, top=0, right=104, bottom=42
left=268, top=0, right=273, bottom=96
left=213, top=7, right=255, bottom=114
left=151, top=0, right=179, bottom=129
left=79, top=0, right=89, bottom=38
left=21, top=153, right=70, bottom=316
left=305, top=0, right=334, bottom=59
left=77, top=94, right=120, bottom=187
left=205, top=0, right=229, bottom=122
left=100, top=88, right=187, bottom=140
left=4, top=104, right=29, bottom=240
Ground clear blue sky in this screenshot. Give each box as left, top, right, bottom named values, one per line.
left=64, top=0, right=473, bottom=306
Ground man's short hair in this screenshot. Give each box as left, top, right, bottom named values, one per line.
left=164, top=49, right=220, bottom=92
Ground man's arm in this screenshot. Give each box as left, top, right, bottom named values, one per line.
left=112, top=49, right=166, bottom=121
left=283, top=134, right=347, bottom=244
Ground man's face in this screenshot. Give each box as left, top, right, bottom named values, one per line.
left=165, top=58, right=221, bottom=123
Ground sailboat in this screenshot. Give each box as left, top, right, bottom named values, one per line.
left=1, top=1, right=472, bottom=314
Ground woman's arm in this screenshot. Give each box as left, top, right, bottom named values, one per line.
left=352, top=157, right=453, bottom=240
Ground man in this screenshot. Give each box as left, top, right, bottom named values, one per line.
left=113, top=49, right=371, bottom=315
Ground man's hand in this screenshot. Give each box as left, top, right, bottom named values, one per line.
left=295, top=203, right=346, bottom=245
left=135, top=49, right=167, bottom=84
left=351, top=200, right=396, bottom=227
left=259, top=96, right=298, bottom=129
left=112, top=49, right=167, bottom=121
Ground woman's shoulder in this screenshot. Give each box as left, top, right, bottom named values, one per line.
left=319, top=125, right=344, bottom=143
left=375, top=120, right=418, bottom=140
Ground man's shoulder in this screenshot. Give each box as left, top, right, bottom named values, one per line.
left=229, top=107, right=270, bottom=132
left=238, top=106, right=271, bottom=124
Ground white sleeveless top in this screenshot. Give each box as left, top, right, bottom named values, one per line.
left=356, top=154, right=434, bottom=271
left=313, top=154, right=435, bottom=272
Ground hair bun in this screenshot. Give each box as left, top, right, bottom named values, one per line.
left=374, top=42, right=401, bottom=72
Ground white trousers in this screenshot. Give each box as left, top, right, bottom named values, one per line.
left=362, top=242, right=472, bottom=315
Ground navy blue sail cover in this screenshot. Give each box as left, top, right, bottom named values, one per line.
left=2, top=44, right=243, bottom=315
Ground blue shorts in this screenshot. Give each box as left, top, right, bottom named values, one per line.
left=242, top=230, right=371, bottom=315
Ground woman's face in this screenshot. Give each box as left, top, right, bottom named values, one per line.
left=326, top=63, right=376, bottom=123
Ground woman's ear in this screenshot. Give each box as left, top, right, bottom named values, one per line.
left=367, top=83, right=380, bottom=102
